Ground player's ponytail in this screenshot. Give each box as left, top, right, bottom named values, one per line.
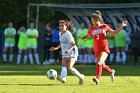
left=95, top=10, right=103, bottom=23
left=91, top=10, right=103, bottom=23
left=95, top=10, right=101, bottom=16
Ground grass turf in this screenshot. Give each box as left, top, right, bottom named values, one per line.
left=0, top=64, right=139, bottom=93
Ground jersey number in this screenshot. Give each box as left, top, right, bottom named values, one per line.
left=96, top=35, right=99, bottom=40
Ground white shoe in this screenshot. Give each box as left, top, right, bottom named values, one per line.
left=93, top=77, right=99, bottom=85
left=110, top=69, right=115, bottom=82
left=79, top=74, right=85, bottom=85
left=56, top=75, right=66, bottom=83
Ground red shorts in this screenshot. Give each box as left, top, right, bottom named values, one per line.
left=94, top=46, right=110, bottom=58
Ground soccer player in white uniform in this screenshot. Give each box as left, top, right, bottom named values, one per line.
left=3, top=22, right=16, bottom=63
left=50, top=19, right=84, bottom=85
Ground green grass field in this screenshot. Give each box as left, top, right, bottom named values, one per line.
left=0, top=64, right=139, bottom=93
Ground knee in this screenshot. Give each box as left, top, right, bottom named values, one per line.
left=97, top=60, right=103, bottom=65
left=102, top=64, right=106, bottom=68
left=67, top=67, right=72, bottom=71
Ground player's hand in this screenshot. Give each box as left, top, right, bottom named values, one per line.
left=78, top=36, right=82, bottom=39
left=122, top=21, right=128, bottom=27
left=65, top=50, right=70, bottom=54
left=49, top=47, right=57, bottom=51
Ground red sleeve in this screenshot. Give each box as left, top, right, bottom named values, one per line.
left=105, top=24, right=111, bottom=32
left=88, top=26, right=93, bottom=36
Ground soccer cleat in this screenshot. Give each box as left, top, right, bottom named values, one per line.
left=93, top=77, right=99, bottom=85
left=56, top=75, right=66, bottom=83
left=79, top=74, right=85, bottom=85
left=110, top=69, right=115, bottom=82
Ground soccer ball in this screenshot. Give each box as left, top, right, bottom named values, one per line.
left=47, top=69, right=57, bottom=80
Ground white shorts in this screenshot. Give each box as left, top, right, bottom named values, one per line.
left=4, top=43, right=15, bottom=47
left=78, top=45, right=85, bottom=49
left=62, top=56, right=78, bottom=61
left=19, top=47, right=27, bottom=50
left=28, top=45, right=37, bottom=49
left=109, top=46, right=115, bottom=48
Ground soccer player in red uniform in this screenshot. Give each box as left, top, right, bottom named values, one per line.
left=79, top=11, right=128, bottom=85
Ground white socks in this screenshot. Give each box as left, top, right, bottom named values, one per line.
left=84, top=54, right=88, bottom=64
left=29, top=53, right=33, bottom=64
left=17, top=55, right=21, bottom=64
left=35, top=53, right=40, bottom=65
left=88, top=54, right=92, bottom=63
left=61, top=67, right=67, bottom=79
left=90, top=54, right=96, bottom=64
left=71, top=68, right=82, bottom=79
left=78, top=54, right=83, bottom=64
left=29, top=53, right=40, bottom=65
left=24, top=55, right=28, bottom=64
left=122, top=52, right=126, bottom=64
left=17, top=55, right=28, bottom=64
left=3, top=54, right=6, bottom=62
left=116, top=52, right=121, bottom=63
left=9, top=54, right=13, bottom=62
left=109, top=53, right=114, bottom=64
left=116, top=51, right=126, bottom=64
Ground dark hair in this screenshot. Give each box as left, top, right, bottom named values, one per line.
left=95, top=10, right=101, bottom=16
left=91, top=10, right=103, bottom=23
left=58, top=19, right=74, bottom=32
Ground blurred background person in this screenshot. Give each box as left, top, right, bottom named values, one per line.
left=43, top=22, right=52, bottom=65
left=77, top=22, right=88, bottom=64
left=85, top=36, right=95, bottom=64
left=115, top=25, right=127, bottom=65
left=27, top=22, right=40, bottom=65
left=130, top=23, right=140, bottom=65
left=3, top=22, right=16, bottom=63
left=51, top=26, right=61, bottom=64
left=107, top=28, right=116, bottom=65
left=17, top=26, right=28, bottom=64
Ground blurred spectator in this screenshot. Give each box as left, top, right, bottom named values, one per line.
left=3, top=22, right=16, bottom=63
left=51, top=27, right=61, bottom=64
left=85, top=37, right=95, bottom=64
left=27, top=22, right=40, bottom=65
left=130, top=23, right=140, bottom=65
left=77, top=22, right=88, bottom=64
left=115, top=27, right=127, bottom=65
left=107, top=29, right=115, bottom=65
left=43, top=23, right=52, bottom=65
left=17, top=26, right=28, bottom=64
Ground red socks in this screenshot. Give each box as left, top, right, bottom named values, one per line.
left=96, top=65, right=112, bottom=80
left=103, top=65, right=112, bottom=74
left=96, top=64, right=102, bottom=80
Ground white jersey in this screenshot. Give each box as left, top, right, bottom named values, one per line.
left=59, top=30, right=78, bottom=58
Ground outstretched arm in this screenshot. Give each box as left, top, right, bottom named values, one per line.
left=79, top=34, right=91, bottom=40
left=49, top=44, right=61, bottom=51
left=108, top=21, right=128, bottom=35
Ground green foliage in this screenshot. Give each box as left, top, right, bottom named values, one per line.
left=0, top=0, right=140, bottom=29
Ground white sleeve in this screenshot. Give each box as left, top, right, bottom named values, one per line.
left=35, top=29, right=38, bottom=35
left=4, top=29, right=7, bottom=35
left=26, top=30, right=29, bottom=35
left=13, top=29, right=16, bottom=35
left=25, top=31, right=28, bottom=35
left=67, top=31, right=75, bottom=43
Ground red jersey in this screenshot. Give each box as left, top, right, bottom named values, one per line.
left=88, top=24, right=111, bottom=57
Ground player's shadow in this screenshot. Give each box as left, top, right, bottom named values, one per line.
left=0, top=83, right=81, bottom=86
